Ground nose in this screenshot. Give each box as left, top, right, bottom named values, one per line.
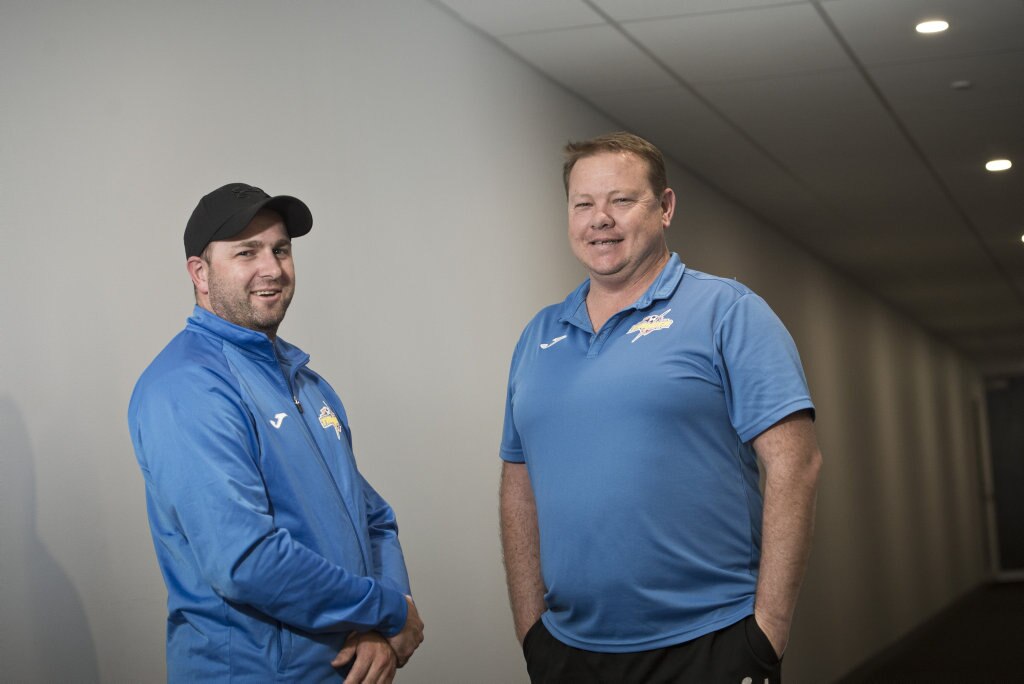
left=255, top=249, right=283, bottom=279
left=590, top=203, right=613, bottom=230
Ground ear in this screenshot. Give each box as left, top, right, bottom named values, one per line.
left=187, top=255, right=210, bottom=296
left=660, top=187, right=676, bottom=228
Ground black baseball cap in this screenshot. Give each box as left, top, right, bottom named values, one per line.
left=184, top=182, right=313, bottom=258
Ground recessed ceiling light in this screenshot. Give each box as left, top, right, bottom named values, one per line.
left=916, top=20, right=949, bottom=34
left=986, top=159, right=1012, bottom=172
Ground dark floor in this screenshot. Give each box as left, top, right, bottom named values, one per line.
left=835, top=580, right=1024, bottom=683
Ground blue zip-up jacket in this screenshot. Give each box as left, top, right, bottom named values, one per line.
left=128, top=306, right=410, bottom=682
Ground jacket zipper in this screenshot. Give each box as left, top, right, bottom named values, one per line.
left=283, top=365, right=369, bottom=573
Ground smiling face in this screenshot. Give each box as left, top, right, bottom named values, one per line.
left=567, top=151, right=675, bottom=291
left=188, top=209, right=295, bottom=339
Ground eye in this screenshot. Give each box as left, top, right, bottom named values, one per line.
left=573, top=201, right=592, bottom=209
left=273, top=246, right=291, bottom=256
left=236, top=250, right=253, bottom=257
left=613, top=197, right=634, bottom=205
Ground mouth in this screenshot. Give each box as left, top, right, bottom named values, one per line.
left=589, top=238, right=623, bottom=246
left=251, top=289, right=282, bottom=299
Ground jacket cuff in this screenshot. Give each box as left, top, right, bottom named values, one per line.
left=378, top=588, right=409, bottom=637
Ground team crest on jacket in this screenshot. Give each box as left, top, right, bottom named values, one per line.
left=627, top=308, right=673, bottom=343
left=318, top=403, right=343, bottom=440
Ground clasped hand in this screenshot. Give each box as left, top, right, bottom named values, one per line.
left=332, top=595, right=423, bottom=682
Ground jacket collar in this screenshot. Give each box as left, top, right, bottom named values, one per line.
left=186, top=305, right=308, bottom=367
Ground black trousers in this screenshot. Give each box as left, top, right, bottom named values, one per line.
left=523, top=615, right=782, bottom=684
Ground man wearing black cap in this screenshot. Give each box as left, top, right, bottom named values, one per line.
left=128, top=183, right=423, bottom=683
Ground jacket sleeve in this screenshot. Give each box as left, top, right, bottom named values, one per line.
left=360, top=473, right=412, bottom=597
left=130, top=368, right=408, bottom=636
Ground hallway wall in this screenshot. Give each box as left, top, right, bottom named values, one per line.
left=0, top=1, right=988, bottom=681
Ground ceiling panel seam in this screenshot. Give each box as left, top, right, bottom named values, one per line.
left=613, top=1, right=808, bottom=25
left=865, top=45, right=1024, bottom=71
left=580, top=0, right=818, bottom=195
left=812, top=0, right=1024, bottom=309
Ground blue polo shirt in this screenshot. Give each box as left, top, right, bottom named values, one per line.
left=500, top=254, right=814, bottom=652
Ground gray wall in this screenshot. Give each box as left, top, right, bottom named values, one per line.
left=0, top=1, right=989, bottom=682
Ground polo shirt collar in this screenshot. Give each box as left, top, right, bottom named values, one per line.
left=558, top=253, right=686, bottom=328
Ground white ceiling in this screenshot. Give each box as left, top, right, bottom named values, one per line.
left=434, top=0, right=1024, bottom=372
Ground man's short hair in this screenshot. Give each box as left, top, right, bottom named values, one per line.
left=562, top=131, right=668, bottom=198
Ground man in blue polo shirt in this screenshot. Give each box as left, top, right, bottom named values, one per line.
left=499, top=132, right=822, bottom=682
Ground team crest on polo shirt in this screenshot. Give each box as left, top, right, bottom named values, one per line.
left=318, top=403, right=343, bottom=439
left=627, top=308, right=674, bottom=343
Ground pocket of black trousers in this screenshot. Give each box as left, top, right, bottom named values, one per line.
left=744, top=615, right=781, bottom=665
left=521, top=618, right=545, bottom=656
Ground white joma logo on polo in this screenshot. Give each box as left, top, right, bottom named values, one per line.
left=269, top=413, right=288, bottom=429
left=540, top=335, right=567, bottom=350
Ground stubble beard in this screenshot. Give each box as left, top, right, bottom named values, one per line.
left=207, top=272, right=293, bottom=337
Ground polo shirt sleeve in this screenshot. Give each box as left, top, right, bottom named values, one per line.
left=499, top=337, right=526, bottom=463
left=713, top=293, right=815, bottom=443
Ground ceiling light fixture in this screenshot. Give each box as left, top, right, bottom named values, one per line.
left=916, top=19, right=949, bottom=34
left=986, top=159, right=1013, bottom=172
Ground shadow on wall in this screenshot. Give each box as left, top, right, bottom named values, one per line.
left=0, top=396, right=101, bottom=682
